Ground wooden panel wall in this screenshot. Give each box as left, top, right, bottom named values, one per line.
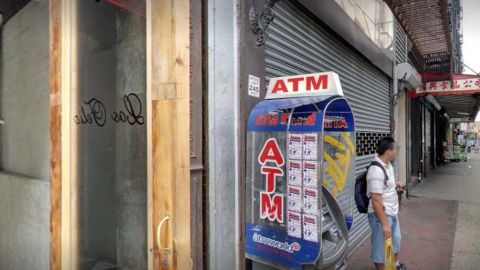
left=49, top=0, right=62, bottom=269
left=51, top=0, right=195, bottom=269
left=147, top=0, right=192, bottom=269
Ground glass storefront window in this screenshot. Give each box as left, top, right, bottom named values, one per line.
left=73, top=1, right=147, bottom=269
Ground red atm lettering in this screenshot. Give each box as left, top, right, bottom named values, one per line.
left=271, top=74, right=329, bottom=94
left=258, top=138, right=285, bottom=166
left=260, top=192, right=284, bottom=223
left=268, top=114, right=279, bottom=126
left=261, top=166, right=283, bottom=193
left=306, top=74, right=328, bottom=91
left=272, top=79, right=288, bottom=93
left=280, top=113, right=290, bottom=124
left=287, top=77, right=304, bottom=92
left=335, top=117, right=348, bottom=128
left=258, top=138, right=285, bottom=224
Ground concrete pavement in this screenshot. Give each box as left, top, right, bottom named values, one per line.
left=409, top=152, right=480, bottom=205
left=348, top=152, right=480, bottom=269
left=347, top=197, right=457, bottom=270
left=410, top=152, right=480, bottom=270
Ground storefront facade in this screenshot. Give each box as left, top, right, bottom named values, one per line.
left=0, top=0, right=209, bottom=269
left=0, top=0, right=438, bottom=270
left=264, top=0, right=392, bottom=257
left=49, top=0, right=201, bottom=269
left=207, top=1, right=400, bottom=269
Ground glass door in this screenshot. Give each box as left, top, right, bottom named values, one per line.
left=51, top=0, right=193, bottom=269
left=73, top=1, right=147, bottom=269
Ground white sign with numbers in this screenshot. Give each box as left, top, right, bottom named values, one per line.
left=248, top=75, right=260, bottom=98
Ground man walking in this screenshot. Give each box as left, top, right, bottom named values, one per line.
left=367, top=137, right=406, bottom=270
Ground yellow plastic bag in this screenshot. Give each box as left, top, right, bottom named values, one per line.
left=384, top=237, right=396, bottom=270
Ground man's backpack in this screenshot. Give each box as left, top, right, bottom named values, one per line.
left=354, top=161, right=389, bottom=214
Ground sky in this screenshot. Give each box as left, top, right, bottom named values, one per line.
left=462, top=0, right=480, bottom=121
left=462, top=0, right=480, bottom=75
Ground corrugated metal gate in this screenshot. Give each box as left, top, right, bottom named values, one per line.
left=409, top=98, right=422, bottom=180
left=266, top=0, right=391, bottom=255
left=395, top=20, right=408, bottom=65
left=425, top=108, right=433, bottom=173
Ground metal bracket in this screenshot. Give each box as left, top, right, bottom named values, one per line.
left=249, top=0, right=280, bottom=47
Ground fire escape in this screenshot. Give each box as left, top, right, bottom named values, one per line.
left=386, top=0, right=479, bottom=122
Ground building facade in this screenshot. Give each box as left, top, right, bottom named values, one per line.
left=0, top=0, right=464, bottom=270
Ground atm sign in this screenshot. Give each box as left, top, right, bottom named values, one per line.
left=271, top=74, right=328, bottom=93
left=266, top=72, right=344, bottom=99
left=258, top=138, right=285, bottom=223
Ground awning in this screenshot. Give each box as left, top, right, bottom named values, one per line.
left=435, top=95, right=480, bottom=121
left=413, top=74, right=480, bottom=121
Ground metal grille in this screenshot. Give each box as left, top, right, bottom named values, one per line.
left=266, top=0, right=391, bottom=255
left=356, top=132, right=391, bottom=156
left=394, top=20, right=407, bottom=64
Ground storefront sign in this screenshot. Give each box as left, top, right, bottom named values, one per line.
left=252, top=112, right=353, bottom=133
left=245, top=133, right=322, bottom=269
left=74, top=93, right=145, bottom=127
left=266, top=72, right=343, bottom=99
left=247, top=74, right=356, bottom=269
left=415, top=77, right=480, bottom=96
left=258, top=138, right=285, bottom=223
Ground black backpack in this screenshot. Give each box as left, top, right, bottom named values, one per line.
left=354, top=161, right=389, bottom=214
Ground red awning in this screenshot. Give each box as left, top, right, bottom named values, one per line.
left=411, top=73, right=480, bottom=121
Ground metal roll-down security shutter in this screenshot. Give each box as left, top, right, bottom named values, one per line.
left=265, top=1, right=391, bottom=254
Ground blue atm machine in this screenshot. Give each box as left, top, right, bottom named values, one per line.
left=245, top=72, right=356, bottom=270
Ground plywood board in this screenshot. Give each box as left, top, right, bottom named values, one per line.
left=147, top=0, right=192, bottom=269
left=49, top=0, right=62, bottom=268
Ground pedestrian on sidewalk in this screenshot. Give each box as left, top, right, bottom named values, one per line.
left=367, top=137, right=407, bottom=270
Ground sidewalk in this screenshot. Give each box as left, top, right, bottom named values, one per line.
left=410, top=152, right=480, bottom=270
left=347, top=152, right=480, bottom=270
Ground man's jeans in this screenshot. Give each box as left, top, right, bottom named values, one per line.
left=368, top=212, right=401, bottom=264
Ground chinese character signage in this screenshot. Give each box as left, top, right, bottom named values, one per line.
left=415, top=77, right=480, bottom=96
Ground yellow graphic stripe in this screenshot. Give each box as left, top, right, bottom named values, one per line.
left=324, top=152, right=345, bottom=180
left=323, top=180, right=332, bottom=188
left=335, top=152, right=346, bottom=166
left=324, top=166, right=341, bottom=188
left=324, top=135, right=346, bottom=151
left=322, top=133, right=355, bottom=198
left=343, top=147, right=351, bottom=184
left=324, top=152, right=346, bottom=191
left=341, top=132, right=355, bottom=154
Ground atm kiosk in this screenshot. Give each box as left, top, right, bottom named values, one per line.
left=245, top=72, right=356, bottom=270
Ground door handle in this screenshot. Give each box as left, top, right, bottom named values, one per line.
left=156, top=214, right=172, bottom=252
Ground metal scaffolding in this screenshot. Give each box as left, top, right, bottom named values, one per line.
left=385, top=0, right=463, bottom=74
